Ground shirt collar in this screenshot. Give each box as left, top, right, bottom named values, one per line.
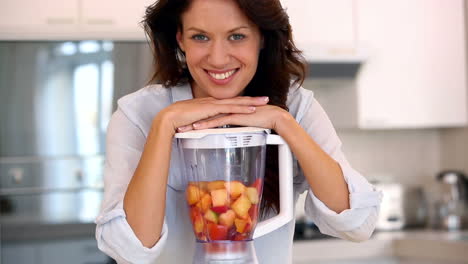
left=170, top=83, right=193, bottom=103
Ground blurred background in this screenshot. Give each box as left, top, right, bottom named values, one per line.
left=1, top=0, right=468, bottom=263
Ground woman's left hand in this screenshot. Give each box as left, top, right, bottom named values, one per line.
left=187, top=104, right=293, bottom=132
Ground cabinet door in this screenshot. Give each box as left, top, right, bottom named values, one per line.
left=281, top=0, right=356, bottom=60
left=39, top=239, right=109, bottom=264
left=2, top=243, right=37, bottom=264
left=356, top=0, right=467, bottom=128
left=80, top=0, right=155, bottom=40
left=0, top=0, right=78, bottom=36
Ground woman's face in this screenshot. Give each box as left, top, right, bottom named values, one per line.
left=176, top=0, right=262, bottom=99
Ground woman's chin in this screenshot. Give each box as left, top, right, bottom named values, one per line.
left=206, top=88, right=244, bottom=99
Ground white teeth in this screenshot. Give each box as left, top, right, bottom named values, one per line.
left=208, top=69, right=236, bottom=80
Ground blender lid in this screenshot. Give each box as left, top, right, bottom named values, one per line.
left=174, top=126, right=270, bottom=139
left=175, top=126, right=270, bottom=149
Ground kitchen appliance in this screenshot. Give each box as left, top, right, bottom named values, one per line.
left=175, top=127, right=294, bottom=264
left=434, top=171, right=468, bottom=230
left=374, top=182, right=428, bottom=230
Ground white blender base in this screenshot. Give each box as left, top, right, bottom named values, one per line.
left=193, top=240, right=258, bottom=264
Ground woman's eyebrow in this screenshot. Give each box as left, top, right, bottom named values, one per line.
left=186, top=26, right=250, bottom=33
left=227, top=26, right=250, bottom=33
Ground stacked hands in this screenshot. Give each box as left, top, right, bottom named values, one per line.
left=158, top=96, right=291, bottom=133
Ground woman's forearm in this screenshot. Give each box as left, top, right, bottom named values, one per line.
left=276, top=113, right=350, bottom=213
left=123, top=113, right=175, bottom=248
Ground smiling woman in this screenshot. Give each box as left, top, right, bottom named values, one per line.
left=94, top=0, right=382, bottom=263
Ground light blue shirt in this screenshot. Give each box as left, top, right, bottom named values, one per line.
left=95, top=83, right=382, bottom=264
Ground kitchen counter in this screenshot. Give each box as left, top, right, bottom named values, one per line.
left=293, top=230, right=468, bottom=264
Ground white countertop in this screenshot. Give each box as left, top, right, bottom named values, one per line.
left=293, top=230, right=468, bottom=264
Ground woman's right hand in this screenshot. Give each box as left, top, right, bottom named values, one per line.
left=156, top=96, right=270, bottom=133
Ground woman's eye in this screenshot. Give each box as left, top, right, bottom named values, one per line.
left=229, top=34, right=245, bottom=41
left=191, top=34, right=209, bottom=41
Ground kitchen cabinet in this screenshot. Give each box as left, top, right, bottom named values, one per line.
left=307, top=0, right=467, bottom=129
left=1, top=238, right=109, bottom=264
left=80, top=0, right=154, bottom=38
left=0, top=0, right=153, bottom=40
left=0, top=0, right=78, bottom=33
left=354, top=0, right=467, bottom=129
left=281, top=0, right=364, bottom=62
left=2, top=243, right=37, bottom=264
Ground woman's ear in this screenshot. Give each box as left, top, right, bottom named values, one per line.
left=176, top=31, right=185, bottom=52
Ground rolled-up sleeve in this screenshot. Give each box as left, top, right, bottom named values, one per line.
left=293, top=91, right=383, bottom=242
left=95, top=108, right=168, bottom=263
left=304, top=158, right=382, bottom=242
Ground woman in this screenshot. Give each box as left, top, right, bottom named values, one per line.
left=95, top=0, right=382, bottom=263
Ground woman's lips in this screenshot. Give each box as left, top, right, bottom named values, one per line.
left=205, top=68, right=239, bottom=85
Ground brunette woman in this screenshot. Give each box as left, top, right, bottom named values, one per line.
left=95, top=0, right=382, bottom=263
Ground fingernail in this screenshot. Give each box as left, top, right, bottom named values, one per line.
left=261, top=96, right=269, bottom=102
left=177, top=126, right=186, bottom=131
left=249, top=106, right=256, bottom=111
left=192, top=123, right=200, bottom=128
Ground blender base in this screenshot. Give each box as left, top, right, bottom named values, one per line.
left=193, top=240, right=258, bottom=264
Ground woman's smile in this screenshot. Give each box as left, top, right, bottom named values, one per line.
left=205, top=68, right=240, bottom=85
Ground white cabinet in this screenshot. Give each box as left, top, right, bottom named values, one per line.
left=0, top=0, right=78, bottom=34
left=355, top=0, right=467, bottom=129
left=0, top=0, right=153, bottom=40
left=281, top=0, right=363, bottom=62
left=80, top=0, right=154, bottom=38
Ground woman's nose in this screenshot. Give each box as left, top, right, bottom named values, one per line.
left=207, top=40, right=230, bottom=68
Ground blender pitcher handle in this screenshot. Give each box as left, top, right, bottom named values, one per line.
left=253, top=134, right=294, bottom=239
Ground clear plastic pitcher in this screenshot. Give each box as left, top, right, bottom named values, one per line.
left=175, top=127, right=294, bottom=263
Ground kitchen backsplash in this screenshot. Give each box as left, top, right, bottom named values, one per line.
left=440, top=127, right=468, bottom=174
left=337, top=129, right=441, bottom=186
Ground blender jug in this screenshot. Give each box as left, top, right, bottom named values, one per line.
left=175, top=127, right=293, bottom=264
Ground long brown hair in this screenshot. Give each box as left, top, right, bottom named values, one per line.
left=143, top=0, right=306, bottom=217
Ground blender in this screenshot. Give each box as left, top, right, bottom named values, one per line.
left=175, top=127, right=294, bottom=264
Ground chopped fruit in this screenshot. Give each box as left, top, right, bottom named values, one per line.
left=190, top=206, right=202, bottom=223
left=225, top=181, right=246, bottom=199
left=234, top=216, right=252, bottom=233
left=248, top=204, right=259, bottom=224
left=251, top=178, right=263, bottom=193
left=204, top=209, right=219, bottom=224
left=193, top=213, right=205, bottom=234
left=186, top=185, right=206, bottom=206
left=245, top=187, right=259, bottom=204
left=207, top=180, right=226, bottom=191
left=211, top=189, right=229, bottom=207
left=233, top=233, right=248, bottom=241
left=219, top=210, right=236, bottom=228
left=196, top=193, right=212, bottom=213
left=208, top=223, right=228, bottom=240
left=197, top=234, right=207, bottom=241
left=185, top=179, right=262, bottom=242
left=198, top=181, right=209, bottom=191
left=231, top=195, right=252, bottom=219
left=211, top=205, right=229, bottom=214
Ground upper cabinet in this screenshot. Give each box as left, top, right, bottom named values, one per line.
left=0, top=0, right=154, bottom=40
left=0, top=0, right=78, bottom=33
left=80, top=0, right=154, bottom=38
left=355, top=0, right=467, bottom=129
left=281, top=0, right=364, bottom=62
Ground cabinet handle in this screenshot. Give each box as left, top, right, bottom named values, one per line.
left=86, top=18, right=114, bottom=25
left=46, top=17, right=75, bottom=25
